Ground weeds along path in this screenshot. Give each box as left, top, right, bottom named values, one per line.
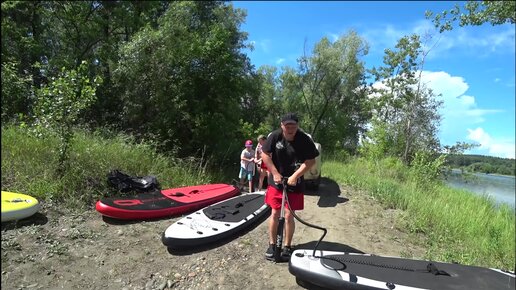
left=1, top=179, right=426, bottom=290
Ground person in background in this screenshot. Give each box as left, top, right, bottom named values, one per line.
left=261, top=113, right=319, bottom=260
left=255, top=135, right=268, bottom=191
left=239, top=140, right=255, bottom=193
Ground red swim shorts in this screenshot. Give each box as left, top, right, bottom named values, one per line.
left=265, top=185, right=304, bottom=210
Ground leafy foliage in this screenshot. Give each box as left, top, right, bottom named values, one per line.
left=113, top=1, right=255, bottom=160
left=409, top=151, right=447, bottom=186
left=1, top=0, right=508, bottom=178
left=277, top=31, right=371, bottom=151
left=367, top=34, right=442, bottom=165
left=33, top=61, right=102, bottom=174
left=426, top=1, right=515, bottom=33
left=1, top=61, right=32, bottom=122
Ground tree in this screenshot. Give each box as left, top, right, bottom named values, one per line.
left=280, top=31, right=370, bottom=151
left=442, top=141, right=480, bottom=155
left=254, top=65, right=283, bottom=133
left=1, top=61, right=32, bottom=122
left=33, top=61, right=102, bottom=174
left=113, top=1, right=255, bottom=158
left=1, top=1, right=169, bottom=126
left=1, top=1, right=47, bottom=119
left=367, top=34, right=442, bottom=164
left=426, top=1, right=515, bottom=32
left=37, top=1, right=169, bottom=127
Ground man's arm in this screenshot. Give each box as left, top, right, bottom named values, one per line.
left=255, top=149, right=261, bottom=163
left=261, top=151, right=281, bottom=184
left=241, top=151, right=254, bottom=162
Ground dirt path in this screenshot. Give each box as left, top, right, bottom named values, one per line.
left=2, top=178, right=427, bottom=290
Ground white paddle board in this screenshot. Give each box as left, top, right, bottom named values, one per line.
left=289, top=249, right=515, bottom=290
left=162, top=191, right=270, bottom=248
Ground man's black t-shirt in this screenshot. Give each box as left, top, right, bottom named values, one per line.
left=262, top=129, right=319, bottom=192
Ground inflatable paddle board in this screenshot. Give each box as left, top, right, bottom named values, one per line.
left=1, top=191, right=40, bottom=222
left=162, top=191, right=270, bottom=248
left=96, top=183, right=239, bottom=220
left=289, top=249, right=515, bottom=290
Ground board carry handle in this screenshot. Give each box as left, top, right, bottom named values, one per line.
left=167, top=190, right=201, bottom=197
left=5, top=198, right=28, bottom=203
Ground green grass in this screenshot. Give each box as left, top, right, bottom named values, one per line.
left=1, top=125, right=229, bottom=209
left=323, top=157, right=515, bottom=271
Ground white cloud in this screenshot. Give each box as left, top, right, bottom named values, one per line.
left=417, top=71, right=513, bottom=159
left=276, top=58, right=285, bottom=65
left=258, top=39, right=271, bottom=53
left=251, top=39, right=271, bottom=53
left=419, top=71, right=502, bottom=124
left=467, top=128, right=515, bottom=159
left=360, top=24, right=406, bottom=54
left=360, top=21, right=515, bottom=59
left=444, top=26, right=515, bottom=57
left=420, top=71, right=468, bottom=98
left=327, top=33, right=339, bottom=42
left=467, top=128, right=491, bottom=148
left=494, top=78, right=501, bottom=83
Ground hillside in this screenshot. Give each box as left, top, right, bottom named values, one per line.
left=445, top=154, right=515, bottom=176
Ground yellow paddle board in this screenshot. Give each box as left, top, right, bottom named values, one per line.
left=1, top=191, right=40, bottom=222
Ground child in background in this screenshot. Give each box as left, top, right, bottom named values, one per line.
left=239, top=140, right=255, bottom=193
left=255, top=135, right=268, bottom=191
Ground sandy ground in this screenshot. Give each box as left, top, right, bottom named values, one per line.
left=1, top=178, right=427, bottom=290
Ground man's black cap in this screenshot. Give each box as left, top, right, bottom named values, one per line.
left=281, top=113, right=298, bottom=125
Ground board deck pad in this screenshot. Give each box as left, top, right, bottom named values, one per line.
left=1, top=191, right=40, bottom=222
left=289, top=249, right=516, bottom=290
left=96, top=184, right=239, bottom=220
left=162, top=191, right=270, bottom=248
left=202, top=193, right=265, bottom=222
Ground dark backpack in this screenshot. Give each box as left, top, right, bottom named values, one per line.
left=107, top=170, right=160, bottom=193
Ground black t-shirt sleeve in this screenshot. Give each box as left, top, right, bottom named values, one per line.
left=296, top=132, right=319, bottom=162
left=261, top=129, right=279, bottom=154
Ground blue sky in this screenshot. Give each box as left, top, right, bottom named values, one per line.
left=232, top=1, right=515, bottom=159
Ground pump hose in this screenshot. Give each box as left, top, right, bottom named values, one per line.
left=283, top=181, right=327, bottom=258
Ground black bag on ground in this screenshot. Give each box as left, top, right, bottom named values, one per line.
left=107, top=169, right=160, bottom=193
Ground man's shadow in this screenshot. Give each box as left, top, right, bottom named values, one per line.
left=305, top=177, right=349, bottom=207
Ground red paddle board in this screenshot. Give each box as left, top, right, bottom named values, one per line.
left=96, top=184, right=239, bottom=220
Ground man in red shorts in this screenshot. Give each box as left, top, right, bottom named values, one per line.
left=261, top=112, right=319, bottom=260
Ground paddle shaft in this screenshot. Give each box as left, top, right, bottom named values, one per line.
left=274, top=179, right=288, bottom=262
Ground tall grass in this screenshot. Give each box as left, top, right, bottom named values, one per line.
left=1, top=125, right=227, bottom=209
left=324, top=157, right=515, bottom=271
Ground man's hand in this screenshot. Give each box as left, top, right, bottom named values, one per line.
left=273, top=173, right=282, bottom=185
left=287, top=176, right=297, bottom=186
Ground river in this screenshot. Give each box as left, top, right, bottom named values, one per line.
left=444, top=169, right=515, bottom=209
